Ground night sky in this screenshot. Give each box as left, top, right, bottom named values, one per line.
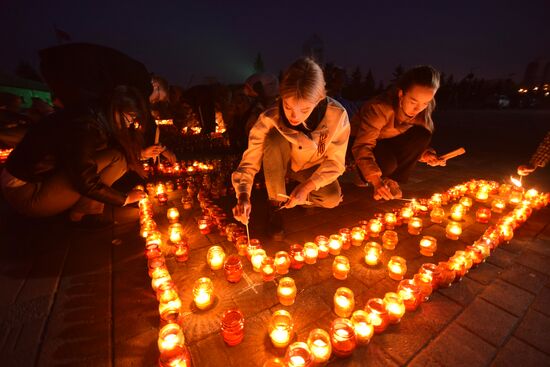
left=1, top=0, right=549, bottom=87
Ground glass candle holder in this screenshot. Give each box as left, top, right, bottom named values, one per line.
left=307, top=328, right=332, bottom=364
left=383, top=213, right=397, bottom=230
left=337, top=228, right=351, bottom=250
left=476, top=208, right=491, bottom=224
left=224, top=255, right=243, bottom=283
left=328, top=234, right=343, bottom=256
left=383, top=292, right=406, bottom=324
left=269, top=310, right=294, bottom=348
left=261, top=256, right=276, bottom=282
left=330, top=318, right=357, bottom=357
left=430, top=207, right=445, bottom=224
left=193, top=277, right=214, bottom=310
left=290, top=244, right=305, bottom=269
left=419, top=236, right=437, bottom=257
left=397, top=279, right=422, bottom=311
left=155, top=279, right=177, bottom=302
left=491, top=198, right=506, bottom=213
left=303, top=242, right=319, bottom=264
left=314, top=235, right=330, bottom=258
left=332, top=256, right=351, bottom=280
left=274, top=251, right=291, bottom=275
left=168, top=223, right=184, bottom=244
left=247, top=239, right=262, bottom=260
left=413, top=273, right=433, bottom=301
left=220, top=309, right=245, bottom=346
left=235, top=236, right=249, bottom=257
left=465, top=246, right=484, bottom=265
left=158, top=323, right=185, bottom=354
left=350, top=310, right=373, bottom=345
left=277, top=277, right=297, bottom=306
left=166, top=207, right=180, bottom=224
left=408, top=217, right=423, bottom=235
left=148, top=257, right=166, bottom=277
left=207, top=246, right=226, bottom=271
left=450, top=204, right=465, bottom=221
left=448, top=252, right=470, bottom=279
left=459, top=197, right=473, bottom=211
left=350, top=227, right=365, bottom=246
left=140, top=220, right=157, bottom=238
left=146, top=230, right=162, bottom=249
left=387, top=256, right=407, bottom=280
left=400, top=206, right=414, bottom=223
left=251, top=249, right=267, bottom=272
left=285, top=342, right=313, bottom=367
left=509, top=189, right=523, bottom=205
left=446, top=221, right=462, bottom=240
left=429, top=193, right=443, bottom=208
left=334, top=287, right=355, bottom=317
left=365, top=298, right=389, bottom=334
left=364, top=242, right=382, bottom=266
left=174, top=242, right=189, bottom=262
left=418, top=263, right=442, bottom=290
left=181, top=194, right=193, bottom=210
left=158, top=345, right=191, bottom=367
left=159, top=297, right=182, bottom=323
left=475, top=188, right=489, bottom=202
left=380, top=230, right=398, bottom=251
left=368, top=219, right=383, bottom=237
left=198, top=216, right=211, bottom=234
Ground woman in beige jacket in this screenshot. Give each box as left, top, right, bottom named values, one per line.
left=232, top=58, right=350, bottom=239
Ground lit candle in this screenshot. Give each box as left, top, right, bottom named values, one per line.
left=350, top=226, right=365, bottom=246
left=159, top=297, right=182, bottom=322
left=476, top=208, right=491, bottom=223
left=436, top=261, right=456, bottom=287
left=491, top=198, right=506, bottom=213
left=419, top=236, right=437, bottom=257
left=140, top=219, right=157, bottom=238
left=408, top=217, right=423, bottom=235
left=328, top=234, right=343, bottom=255
left=148, top=257, right=166, bottom=277
left=314, top=235, right=330, bottom=258
left=430, top=207, right=445, bottom=224
left=158, top=323, right=185, bottom=354
left=368, top=219, right=383, bottom=237
left=413, top=273, right=433, bottom=301
left=168, top=223, right=184, bottom=244
left=429, top=193, right=443, bottom=207
left=334, top=287, right=355, bottom=317
left=397, top=279, right=422, bottom=311
left=166, top=207, right=180, bottom=224
left=247, top=239, right=262, bottom=260
left=332, top=256, right=351, bottom=280
left=277, top=277, right=297, bottom=306
left=465, top=246, right=484, bottom=265
left=285, top=342, right=313, bottom=367
left=475, top=188, right=489, bottom=202
left=307, top=329, right=331, bottom=363
left=498, top=224, right=514, bottom=242
left=193, top=277, right=214, bottom=310
left=235, top=236, right=249, bottom=257
left=330, top=318, right=357, bottom=357
left=400, top=206, right=414, bottom=223
left=387, top=256, right=407, bottom=281
left=384, top=213, right=397, bottom=230
left=261, top=256, right=276, bottom=282
left=146, top=230, right=162, bottom=249
left=509, top=189, right=523, bottom=205
left=459, top=197, right=473, bottom=211
left=274, top=251, right=291, bottom=275
left=365, top=298, right=389, bottom=334
left=364, top=242, right=382, bottom=266
left=339, top=228, right=352, bottom=250
left=198, top=216, right=211, bottom=234
left=450, top=204, right=464, bottom=221
left=250, top=249, right=267, bottom=272
left=173, top=242, right=189, bottom=262
left=383, top=292, right=406, bottom=324
left=152, top=273, right=173, bottom=294
left=303, top=242, right=319, bottom=264
left=207, top=246, right=226, bottom=271
left=223, top=255, right=243, bottom=283
left=418, top=263, right=442, bottom=289
left=448, top=251, right=471, bottom=279
left=446, top=221, right=462, bottom=240
left=381, top=230, right=398, bottom=250
left=269, top=310, right=293, bottom=348
left=290, top=244, right=305, bottom=270
left=158, top=345, right=191, bottom=367
left=350, top=310, right=373, bottom=345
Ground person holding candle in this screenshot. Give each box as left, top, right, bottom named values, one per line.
left=232, top=58, right=350, bottom=239
left=352, top=66, right=447, bottom=200
left=517, top=131, right=550, bottom=176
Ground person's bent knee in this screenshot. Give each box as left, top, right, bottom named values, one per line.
left=320, top=194, right=342, bottom=208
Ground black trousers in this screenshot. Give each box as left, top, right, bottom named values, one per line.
left=373, top=125, right=432, bottom=183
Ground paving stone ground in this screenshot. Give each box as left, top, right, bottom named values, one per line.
left=1, top=109, right=549, bottom=367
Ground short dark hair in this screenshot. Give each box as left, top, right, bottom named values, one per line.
left=398, top=65, right=440, bottom=92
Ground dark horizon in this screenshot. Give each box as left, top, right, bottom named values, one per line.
left=1, top=0, right=549, bottom=88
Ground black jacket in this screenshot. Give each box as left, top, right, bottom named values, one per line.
left=6, top=108, right=127, bottom=206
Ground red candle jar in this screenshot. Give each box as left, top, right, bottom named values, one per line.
left=224, top=255, right=243, bottom=283
left=365, top=298, right=389, bottom=334
left=314, top=235, right=329, bottom=258
left=174, top=242, right=189, bottom=262
left=329, top=318, right=357, bottom=358
left=285, top=342, right=313, bottom=367
left=198, top=216, right=211, bottom=234
left=158, top=345, right=191, bottom=367
left=413, top=273, right=433, bottom=301
left=384, top=212, right=397, bottom=230
left=290, top=244, right=305, bottom=270
left=235, top=236, right=249, bottom=256
left=148, top=257, right=166, bottom=277
left=247, top=239, right=262, bottom=260
left=220, top=309, right=245, bottom=346
left=274, top=251, right=291, bottom=275
left=328, top=234, right=343, bottom=256
left=436, top=262, right=456, bottom=288
left=418, top=263, right=441, bottom=290
left=465, top=246, right=484, bottom=265
left=397, top=279, right=422, bottom=311
left=338, top=228, right=351, bottom=250
left=261, top=256, right=276, bottom=282
left=476, top=208, right=491, bottom=223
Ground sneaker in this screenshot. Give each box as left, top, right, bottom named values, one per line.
left=69, top=214, right=114, bottom=231
left=267, top=204, right=285, bottom=241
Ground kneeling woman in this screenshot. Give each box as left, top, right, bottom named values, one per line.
left=1, top=86, right=149, bottom=226
left=232, top=58, right=351, bottom=239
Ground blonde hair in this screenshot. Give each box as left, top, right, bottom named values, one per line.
left=279, top=58, right=326, bottom=102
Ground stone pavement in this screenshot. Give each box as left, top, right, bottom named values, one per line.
left=0, top=109, right=549, bottom=367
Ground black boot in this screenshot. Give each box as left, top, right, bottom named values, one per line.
left=267, top=200, right=285, bottom=241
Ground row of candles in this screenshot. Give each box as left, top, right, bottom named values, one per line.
left=142, top=178, right=548, bottom=366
